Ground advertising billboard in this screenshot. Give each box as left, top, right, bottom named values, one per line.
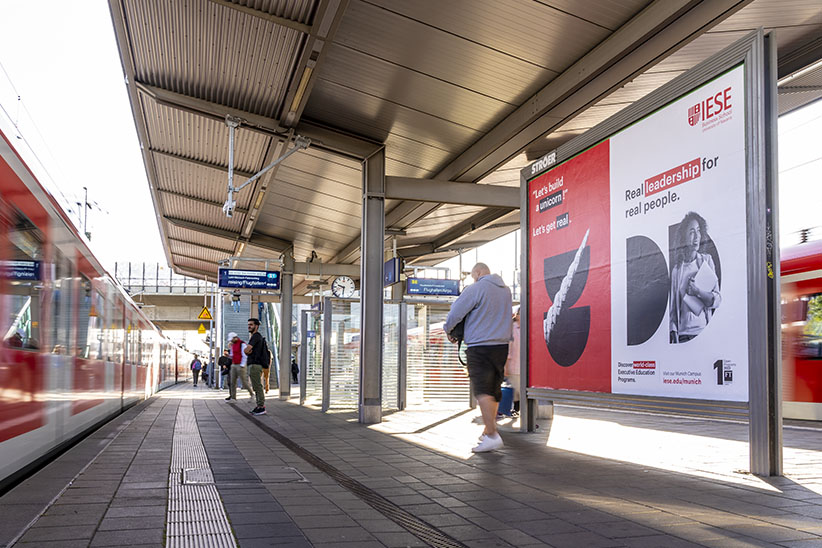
left=526, top=65, right=749, bottom=402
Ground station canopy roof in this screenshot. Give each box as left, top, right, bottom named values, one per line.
left=110, top=0, right=822, bottom=295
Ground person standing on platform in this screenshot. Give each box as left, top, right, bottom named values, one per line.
left=291, top=355, right=299, bottom=385
left=226, top=333, right=253, bottom=401
left=445, top=263, right=512, bottom=453
left=218, top=349, right=232, bottom=389
left=504, top=306, right=521, bottom=416
left=245, top=318, right=268, bottom=415
left=190, top=355, right=202, bottom=386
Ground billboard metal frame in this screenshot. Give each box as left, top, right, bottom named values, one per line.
left=519, top=30, right=781, bottom=475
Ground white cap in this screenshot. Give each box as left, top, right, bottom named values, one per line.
left=228, top=332, right=237, bottom=340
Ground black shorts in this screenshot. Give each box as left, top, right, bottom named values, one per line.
left=466, top=344, right=509, bottom=402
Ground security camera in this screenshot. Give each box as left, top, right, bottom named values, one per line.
left=222, top=198, right=236, bottom=217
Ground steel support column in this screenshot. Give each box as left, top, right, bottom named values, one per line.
left=279, top=252, right=294, bottom=400
left=359, top=148, right=385, bottom=424
left=322, top=297, right=332, bottom=413
left=299, top=310, right=309, bottom=405
left=398, top=302, right=407, bottom=411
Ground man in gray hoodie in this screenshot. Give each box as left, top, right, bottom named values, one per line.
left=445, top=262, right=512, bottom=452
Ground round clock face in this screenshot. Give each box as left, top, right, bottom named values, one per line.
left=331, top=276, right=356, bottom=298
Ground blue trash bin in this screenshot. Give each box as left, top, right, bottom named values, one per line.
left=499, top=384, right=514, bottom=416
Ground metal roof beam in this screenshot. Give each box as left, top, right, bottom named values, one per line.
left=150, top=149, right=254, bottom=179
left=403, top=208, right=515, bottom=265
left=385, top=177, right=519, bottom=208
left=174, top=266, right=218, bottom=282
left=295, top=120, right=381, bottom=160
left=279, top=0, right=350, bottom=127
left=136, top=81, right=286, bottom=136
left=164, top=217, right=291, bottom=252
left=172, top=251, right=220, bottom=265
left=293, top=262, right=360, bottom=278
left=247, top=232, right=292, bottom=253
left=206, top=0, right=312, bottom=35
left=167, top=237, right=234, bottom=255
left=159, top=189, right=249, bottom=214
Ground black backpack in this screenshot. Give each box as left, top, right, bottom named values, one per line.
left=447, top=318, right=467, bottom=367
left=259, top=337, right=271, bottom=369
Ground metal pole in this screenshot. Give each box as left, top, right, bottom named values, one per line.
left=398, top=302, right=407, bottom=410
left=279, top=252, right=294, bottom=400
left=300, top=310, right=308, bottom=405
left=208, top=283, right=215, bottom=388
left=358, top=148, right=385, bottom=424
left=322, top=297, right=332, bottom=412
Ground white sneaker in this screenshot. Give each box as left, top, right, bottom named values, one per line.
left=472, top=433, right=503, bottom=453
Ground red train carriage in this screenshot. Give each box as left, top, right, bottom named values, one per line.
left=781, top=240, right=822, bottom=420
left=0, top=127, right=189, bottom=491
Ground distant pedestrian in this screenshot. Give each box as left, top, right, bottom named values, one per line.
left=190, top=355, right=202, bottom=386
left=444, top=263, right=512, bottom=453
left=291, top=355, right=299, bottom=384
left=225, top=333, right=253, bottom=401
left=504, top=306, right=521, bottom=416
left=218, top=349, right=232, bottom=389
left=245, top=318, right=270, bottom=416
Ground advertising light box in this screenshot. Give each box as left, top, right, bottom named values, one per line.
left=526, top=65, right=749, bottom=402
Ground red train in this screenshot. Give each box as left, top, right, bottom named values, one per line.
left=0, top=128, right=190, bottom=491
left=781, top=240, right=822, bottom=420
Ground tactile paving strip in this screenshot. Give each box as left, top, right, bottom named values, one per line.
left=168, top=402, right=236, bottom=548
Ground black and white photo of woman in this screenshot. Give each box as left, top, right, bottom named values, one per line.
left=669, top=211, right=722, bottom=344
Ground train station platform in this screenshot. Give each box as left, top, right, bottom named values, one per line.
left=1, top=385, right=821, bottom=548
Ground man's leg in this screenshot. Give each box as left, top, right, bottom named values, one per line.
left=240, top=367, right=253, bottom=397
left=193, top=371, right=198, bottom=386
left=249, top=364, right=265, bottom=408
left=477, top=394, right=499, bottom=436
left=229, top=366, right=238, bottom=399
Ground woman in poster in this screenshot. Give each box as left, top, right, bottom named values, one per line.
left=670, top=211, right=722, bottom=344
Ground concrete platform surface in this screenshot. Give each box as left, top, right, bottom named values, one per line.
left=1, top=383, right=821, bottom=548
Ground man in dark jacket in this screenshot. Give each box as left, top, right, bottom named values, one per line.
left=245, top=318, right=267, bottom=415
left=444, top=263, right=512, bottom=453
left=218, top=349, right=232, bottom=389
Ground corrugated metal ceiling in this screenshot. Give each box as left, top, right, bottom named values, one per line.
left=111, top=0, right=822, bottom=289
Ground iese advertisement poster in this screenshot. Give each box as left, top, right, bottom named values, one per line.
left=528, top=66, right=748, bottom=402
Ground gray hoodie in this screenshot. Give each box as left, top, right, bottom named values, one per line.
left=444, top=274, right=513, bottom=347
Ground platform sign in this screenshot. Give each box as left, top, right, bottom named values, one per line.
left=0, top=260, right=41, bottom=281
left=384, top=257, right=402, bottom=287
left=406, top=277, right=460, bottom=296
left=197, top=323, right=206, bottom=334
left=197, top=307, right=213, bottom=320
left=524, top=62, right=755, bottom=403
left=218, top=268, right=280, bottom=290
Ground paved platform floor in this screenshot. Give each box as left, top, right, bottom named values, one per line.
left=1, top=383, right=821, bottom=548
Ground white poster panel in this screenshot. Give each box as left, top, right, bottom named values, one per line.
left=609, top=65, right=748, bottom=401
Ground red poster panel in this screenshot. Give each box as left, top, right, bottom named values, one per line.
left=528, top=141, right=611, bottom=392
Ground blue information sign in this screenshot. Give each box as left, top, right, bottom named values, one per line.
left=383, top=257, right=402, bottom=287
left=218, top=268, right=281, bottom=290
left=0, top=260, right=41, bottom=281
left=406, top=277, right=460, bottom=296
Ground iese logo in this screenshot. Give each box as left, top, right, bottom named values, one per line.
left=688, top=86, right=732, bottom=126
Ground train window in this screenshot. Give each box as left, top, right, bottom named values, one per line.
left=1, top=208, right=43, bottom=350
left=800, top=294, right=822, bottom=360
left=77, top=276, right=104, bottom=359
left=49, top=250, right=73, bottom=355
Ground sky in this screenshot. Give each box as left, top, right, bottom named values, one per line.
left=0, top=1, right=166, bottom=272
left=0, top=2, right=820, bottom=282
